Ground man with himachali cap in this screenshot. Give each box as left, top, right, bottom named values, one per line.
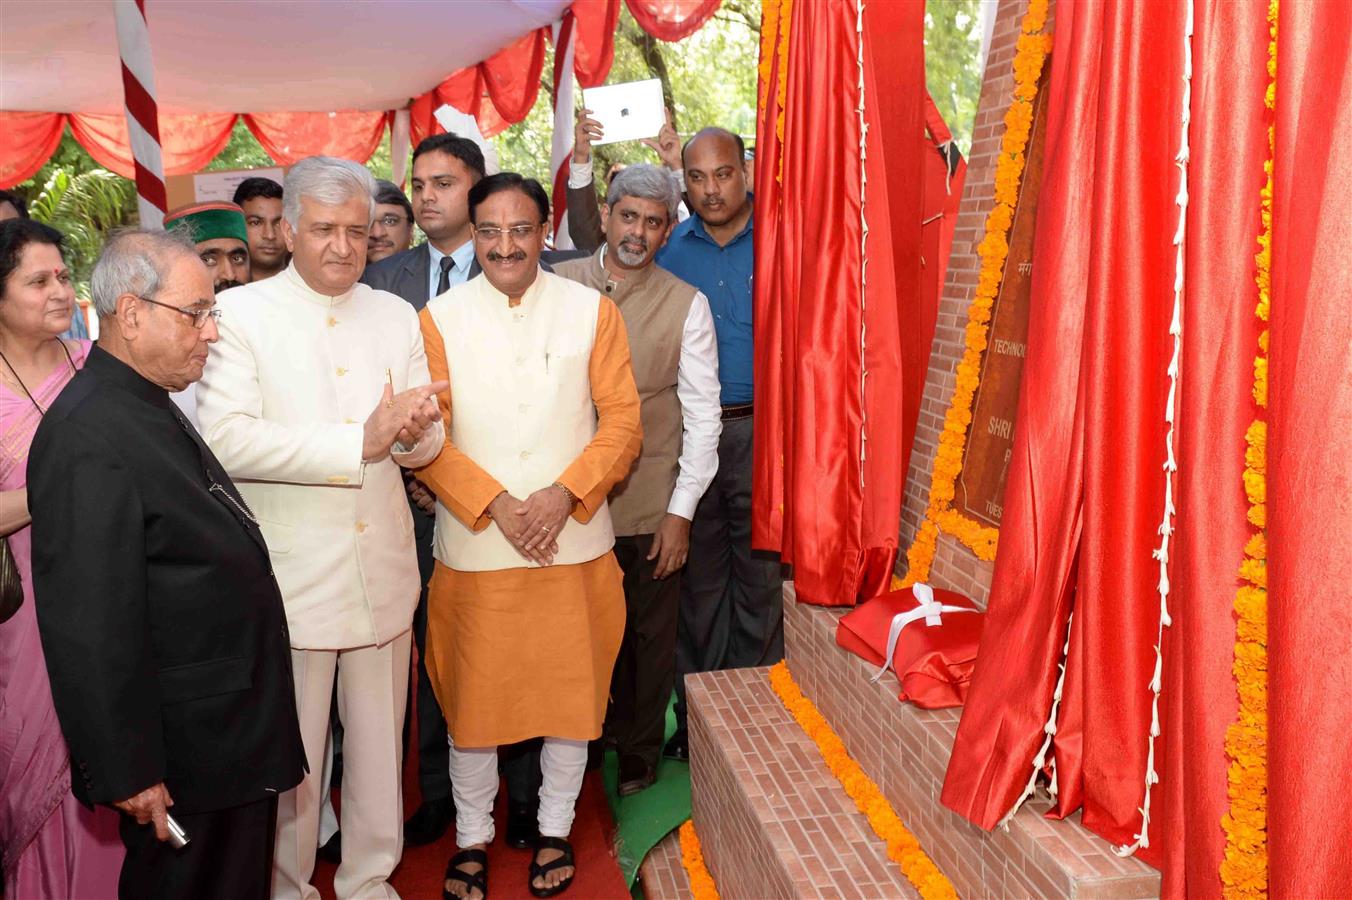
left=163, top=201, right=252, bottom=294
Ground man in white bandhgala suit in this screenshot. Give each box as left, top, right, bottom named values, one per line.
left=197, top=156, right=447, bottom=900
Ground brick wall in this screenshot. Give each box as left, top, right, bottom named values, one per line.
left=899, top=0, right=1038, bottom=606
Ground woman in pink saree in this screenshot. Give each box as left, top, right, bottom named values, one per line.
left=1, top=219, right=122, bottom=896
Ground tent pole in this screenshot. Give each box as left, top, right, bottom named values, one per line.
left=113, top=0, right=167, bottom=229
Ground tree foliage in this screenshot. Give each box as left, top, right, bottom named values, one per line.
left=924, top=0, right=985, bottom=155
left=26, top=166, right=134, bottom=295
left=493, top=4, right=761, bottom=187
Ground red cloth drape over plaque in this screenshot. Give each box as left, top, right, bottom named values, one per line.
left=942, top=0, right=1352, bottom=889
left=751, top=0, right=927, bottom=607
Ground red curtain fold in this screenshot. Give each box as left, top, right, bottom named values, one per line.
left=751, top=0, right=926, bottom=606
left=243, top=112, right=387, bottom=166
left=1160, top=2, right=1269, bottom=894
left=940, top=0, right=1098, bottom=831
left=1267, top=1, right=1352, bottom=894
left=0, top=112, right=67, bottom=188
left=625, top=0, right=722, bottom=42
left=919, top=100, right=966, bottom=465
left=67, top=112, right=238, bottom=179
left=943, top=0, right=1190, bottom=864
left=1072, top=0, right=1184, bottom=862
left=572, top=0, right=621, bottom=86
left=482, top=30, right=548, bottom=125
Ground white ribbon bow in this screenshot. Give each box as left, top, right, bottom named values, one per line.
left=870, top=583, right=976, bottom=683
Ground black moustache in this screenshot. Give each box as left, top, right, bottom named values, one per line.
left=215, top=280, right=245, bottom=293
left=621, top=239, right=647, bottom=251
left=487, top=251, right=528, bottom=262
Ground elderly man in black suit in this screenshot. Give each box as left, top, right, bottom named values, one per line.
left=28, top=229, right=307, bottom=900
left=361, top=133, right=586, bottom=852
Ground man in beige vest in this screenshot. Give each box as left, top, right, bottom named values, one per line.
left=416, top=172, right=641, bottom=899
left=554, top=165, right=721, bottom=796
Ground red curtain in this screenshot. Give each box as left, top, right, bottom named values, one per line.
left=921, top=92, right=966, bottom=311
left=942, top=1, right=1315, bottom=892
left=942, top=0, right=1190, bottom=865
left=67, top=112, right=238, bottom=179
left=938, top=0, right=1099, bottom=830
left=1267, top=1, right=1352, bottom=894
left=0, top=112, right=66, bottom=188
left=483, top=30, right=548, bottom=125
left=625, top=0, right=722, bottom=41
left=751, top=0, right=926, bottom=606
left=573, top=0, right=621, bottom=87
left=1159, top=1, right=1269, bottom=893
left=243, top=112, right=387, bottom=166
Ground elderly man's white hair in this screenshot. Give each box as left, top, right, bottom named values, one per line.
left=283, top=155, right=377, bottom=229
left=606, top=164, right=680, bottom=221
left=89, top=228, right=199, bottom=318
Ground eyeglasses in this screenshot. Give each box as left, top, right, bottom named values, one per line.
left=473, top=224, right=543, bottom=242
left=375, top=214, right=408, bottom=228
left=137, top=295, right=222, bottom=329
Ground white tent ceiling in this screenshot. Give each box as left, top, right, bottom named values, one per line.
left=0, top=0, right=571, bottom=114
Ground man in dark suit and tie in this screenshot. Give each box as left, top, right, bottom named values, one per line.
left=28, top=229, right=308, bottom=899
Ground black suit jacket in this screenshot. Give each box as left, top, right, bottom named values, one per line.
left=28, top=347, right=307, bottom=814
left=360, top=242, right=589, bottom=310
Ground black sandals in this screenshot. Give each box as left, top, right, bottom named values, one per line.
left=528, top=835, right=576, bottom=897
left=443, top=846, right=489, bottom=900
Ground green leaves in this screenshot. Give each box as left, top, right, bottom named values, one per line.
left=28, top=163, right=135, bottom=296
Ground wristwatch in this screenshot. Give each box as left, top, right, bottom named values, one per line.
left=553, top=481, right=578, bottom=508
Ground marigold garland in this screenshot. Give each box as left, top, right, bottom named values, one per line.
left=678, top=820, right=721, bottom=900
left=1219, top=2, right=1275, bottom=894
left=755, top=0, right=793, bottom=186
left=768, top=662, right=958, bottom=899
left=903, top=0, right=1052, bottom=584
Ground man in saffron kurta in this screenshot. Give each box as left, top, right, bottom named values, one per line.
left=416, top=173, right=640, bottom=900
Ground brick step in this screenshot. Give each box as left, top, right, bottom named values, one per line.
left=639, top=830, right=694, bottom=900
left=687, top=665, right=921, bottom=899
left=783, top=583, right=1160, bottom=899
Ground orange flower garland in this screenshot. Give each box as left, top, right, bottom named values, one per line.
left=1219, top=2, right=1275, bottom=894
left=768, top=662, right=958, bottom=899
left=903, top=0, right=1052, bottom=584
left=756, top=0, right=793, bottom=186
left=678, top=820, right=721, bottom=900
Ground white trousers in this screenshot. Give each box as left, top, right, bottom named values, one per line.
left=272, top=631, right=411, bottom=900
left=447, top=737, right=588, bottom=848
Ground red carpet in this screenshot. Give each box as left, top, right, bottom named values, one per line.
left=314, top=771, right=628, bottom=899
left=312, top=652, right=630, bottom=898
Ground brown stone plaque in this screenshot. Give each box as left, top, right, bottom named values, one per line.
left=953, top=72, right=1052, bottom=528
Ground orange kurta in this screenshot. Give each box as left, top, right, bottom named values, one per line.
left=416, top=297, right=642, bottom=747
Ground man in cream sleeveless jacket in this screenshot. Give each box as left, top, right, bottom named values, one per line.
left=415, top=173, right=641, bottom=899
left=197, top=157, right=447, bottom=900
left=553, top=165, right=722, bottom=797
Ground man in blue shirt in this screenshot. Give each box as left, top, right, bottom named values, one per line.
left=656, top=128, right=783, bottom=759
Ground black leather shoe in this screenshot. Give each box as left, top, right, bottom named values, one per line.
left=316, top=830, right=341, bottom=865
left=662, top=728, right=688, bottom=761
left=404, top=797, right=455, bottom=847
left=617, top=755, right=657, bottom=797
left=506, top=800, right=539, bottom=850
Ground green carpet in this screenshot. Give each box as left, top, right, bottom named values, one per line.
left=602, top=698, right=691, bottom=891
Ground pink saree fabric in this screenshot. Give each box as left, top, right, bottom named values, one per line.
left=1, top=340, right=122, bottom=897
